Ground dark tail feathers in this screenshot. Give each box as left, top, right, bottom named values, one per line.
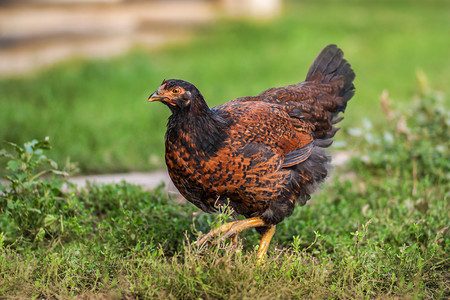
left=306, top=44, right=355, bottom=114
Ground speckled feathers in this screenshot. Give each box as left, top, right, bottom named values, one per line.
left=150, top=44, right=355, bottom=226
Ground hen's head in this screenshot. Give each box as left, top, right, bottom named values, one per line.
left=148, top=79, right=202, bottom=111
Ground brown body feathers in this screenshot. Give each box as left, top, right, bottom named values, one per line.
left=149, top=44, right=355, bottom=230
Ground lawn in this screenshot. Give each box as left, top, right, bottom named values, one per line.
left=0, top=0, right=449, bottom=173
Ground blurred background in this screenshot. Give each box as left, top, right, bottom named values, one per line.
left=0, top=0, right=281, bottom=75
left=0, top=0, right=449, bottom=174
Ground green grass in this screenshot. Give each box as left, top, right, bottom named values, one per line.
left=0, top=0, right=449, bottom=173
left=0, top=85, right=448, bottom=298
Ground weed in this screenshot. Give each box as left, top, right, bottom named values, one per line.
left=0, top=137, right=77, bottom=244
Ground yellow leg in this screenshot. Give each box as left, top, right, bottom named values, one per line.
left=256, top=225, right=276, bottom=262
left=195, top=217, right=276, bottom=261
left=195, top=217, right=266, bottom=246
left=195, top=219, right=241, bottom=246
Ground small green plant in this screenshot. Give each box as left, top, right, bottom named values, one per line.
left=0, top=137, right=77, bottom=244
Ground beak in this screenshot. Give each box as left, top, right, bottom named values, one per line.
left=148, top=92, right=167, bottom=102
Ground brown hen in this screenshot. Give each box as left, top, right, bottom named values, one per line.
left=148, top=44, right=355, bottom=260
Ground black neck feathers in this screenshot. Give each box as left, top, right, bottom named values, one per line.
left=166, top=94, right=229, bottom=157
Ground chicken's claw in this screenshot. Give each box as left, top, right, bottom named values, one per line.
left=195, top=217, right=276, bottom=262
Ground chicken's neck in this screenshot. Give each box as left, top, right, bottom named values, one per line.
left=166, top=97, right=228, bottom=156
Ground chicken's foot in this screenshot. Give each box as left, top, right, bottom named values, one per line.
left=195, top=217, right=276, bottom=261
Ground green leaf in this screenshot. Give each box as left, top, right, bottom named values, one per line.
left=44, top=214, right=58, bottom=228
left=49, top=160, right=58, bottom=169
left=36, top=136, right=52, bottom=150
left=35, top=228, right=45, bottom=241
left=50, top=170, right=69, bottom=177
left=24, top=140, right=38, bottom=154
left=7, top=199, right=15, bottom=210
left=7, top=160, right=20, bottom=172
left=4, top=174, right=18, bottom=183
left=27, top=208, right=42, bottom=215
left=6, top=142, right=23, bottom=155
left=0, top=149, right=14, bottom=159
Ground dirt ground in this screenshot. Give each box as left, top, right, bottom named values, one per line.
left=69, top=169, right=178, bottom=192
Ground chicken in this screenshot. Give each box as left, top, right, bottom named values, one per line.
left=148, top=44, right=355, bottom=260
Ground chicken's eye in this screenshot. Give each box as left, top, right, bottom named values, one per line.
left=171, top=88, right=181, bottom=94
